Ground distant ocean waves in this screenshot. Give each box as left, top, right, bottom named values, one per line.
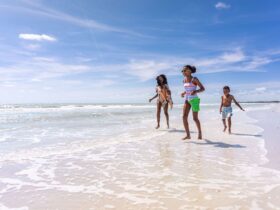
left=0, top=103, right=272, bottom=155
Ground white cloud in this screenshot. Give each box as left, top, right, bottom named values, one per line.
left=0, top=57, right=91, bottom=82
left=70, top=48, right=278, bottom=81
left=0, top=52, right=279, bottom=103
left=19, top=33, right=56, bottom=42
left=196, top=49, right=245, bottom=67
left=220, top=49, right=245, bottom=62
left=1, top=47, right=278, bottom=86
left=76, top=57, right=94, bottom=63
left=256, top=87, right=267, bottom=92
left=245, top=57, right=273, bottom=69
left=0, top=45, right=279, bottom=98
left=126, top=60, right=176, bottom=81
left=215, top=2, right=231, bottom=9
left=23, top=43, right=41, bottom=51
left=5, top=1, right=144, bottom=37
left=194, top=82, right=280, bottom=103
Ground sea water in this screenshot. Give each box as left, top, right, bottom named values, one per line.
left=0, top=103, right=279, bottom=210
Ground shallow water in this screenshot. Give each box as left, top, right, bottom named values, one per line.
left=0, top=103, right=279, bottom=210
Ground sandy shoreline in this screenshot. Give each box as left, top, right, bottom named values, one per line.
left=248, top=104, right=280, bottom=171
left=0, top=104, right=280, bottom=209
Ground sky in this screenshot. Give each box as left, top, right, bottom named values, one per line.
left=0, top=0, right=280, bottom=104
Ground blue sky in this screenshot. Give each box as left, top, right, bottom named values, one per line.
left=0, top=0, right=280, bottom=103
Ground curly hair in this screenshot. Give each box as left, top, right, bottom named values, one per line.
left=156, top=74, right=168, bottom=86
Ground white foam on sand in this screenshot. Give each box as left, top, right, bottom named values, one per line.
left=0, top=104, right=280, bottom=209
left=0, top=204, right=29, bottom=210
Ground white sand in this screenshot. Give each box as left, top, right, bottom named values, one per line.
left=0, top=104, right=280, bottom=209
left=248, top=104, right=280, bottom=171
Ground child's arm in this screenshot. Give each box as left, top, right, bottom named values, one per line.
left=181, top=78, right=186, bottom=98
left=167, top=88, right=171, bottom=97
left=149, top=87, right=159, bottom=102
left=149, top=93, right=158, bottom=103
left=232, top=96, right=245, bottom=111
left=166, top=85, right=173, bottom=102
left=191, top=77, right=205, bottom=95
left=165, top=85, right=173, bottom=108
left=165, top=85, right=172, bottom=97
left=220, top=96, right=223, bottom=113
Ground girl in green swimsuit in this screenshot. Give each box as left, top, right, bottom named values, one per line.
left=181, top=65, right=205, bottom=140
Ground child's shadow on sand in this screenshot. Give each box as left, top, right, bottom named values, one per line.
left=168, top=129, right=193, bottom=133
left=169, top=130, right=261, bottom=138
left=230, top=133, right=262, bottom=137
left=189, top=139, right=246, bottom=149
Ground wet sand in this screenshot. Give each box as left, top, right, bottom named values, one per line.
left=1, top=104, right=280, bottom=209
left=248, top=104, right=280, bottom=171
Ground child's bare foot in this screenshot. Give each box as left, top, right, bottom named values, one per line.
left=223, top=126, right=227, bottom=132
left=198, top=133, right=202, bottom=140
left=182, top=136, right=191, bottom=140
left=155, top=125, right=160, bottom=129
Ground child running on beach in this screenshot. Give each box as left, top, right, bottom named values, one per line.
left=220, top=86, right=245, bottom=134
left=181, top=65, right=205, bottom=140
left=149, top=74, right=173, bottom=129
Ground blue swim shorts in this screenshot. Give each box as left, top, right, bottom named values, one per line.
left=222, top=106, right=233, bottom=119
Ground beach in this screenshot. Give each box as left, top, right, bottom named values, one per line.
left=0, top=103, right=280, bottom=210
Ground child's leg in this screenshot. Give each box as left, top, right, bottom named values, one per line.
left=228, top=117, right=232, bottom=134
left=163, top=103, right=169, bottom=128
left=193, top=111, right=202, bottom=139
left=182, top=102, right=191, bottom=139
left=222, top=119, right=227, bottom=132
left=156, top=102, right=162, bottom=129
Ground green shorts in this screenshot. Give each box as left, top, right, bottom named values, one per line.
left=187, top=98, right=200, bottom=112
